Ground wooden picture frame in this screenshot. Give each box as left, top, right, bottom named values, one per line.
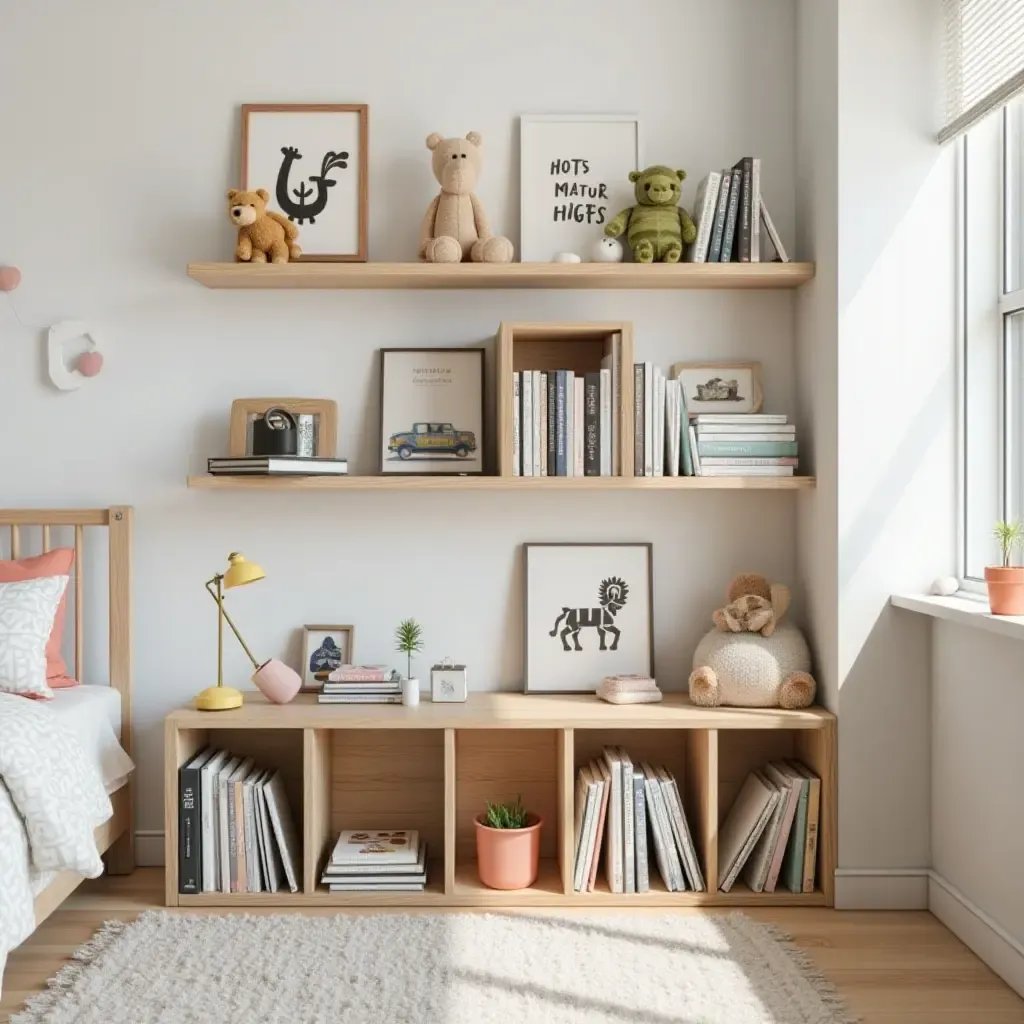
left=523, top=542, right=654, bottom=694
left=378, top=348, right=486, bottom=476
left=301, top=624, right=355, bottom=692
left=670, top=361, right=763, bottom=416
left=228, top=398, right=338, bottom=458
left=241, top=103, right=369, bottom=262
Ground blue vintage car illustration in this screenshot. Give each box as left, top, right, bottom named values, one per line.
left=388, top=422, right=477, bottom=459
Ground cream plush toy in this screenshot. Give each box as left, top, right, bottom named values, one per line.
left=689, top=573, right=816, bottom=710
left=419, top=132, right=513, bottom=263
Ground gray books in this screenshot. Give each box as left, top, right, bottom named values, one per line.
left=657, top=767, right=705, bottom=892
left=216, top=755, right=241, bottom=895
left=718, top=770, right=781, bottom=892
left=741, top=772, right=786, bottom=893
left=617, top=747, right=635, bottom=894
left=633, top=768, right=649, bottom=893
left=601, top=747, right=624, bottom=893
left=642, top=762, right=684, bottom=891
left=199, top=749, right=230, bottom=892
left=263, top=770, right=301, bottom=893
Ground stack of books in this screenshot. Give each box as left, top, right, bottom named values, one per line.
left=318, top=665, right=402, bottom=705
left=718, top=760, right=821, bottom=894
left=320, top=829, right=428, bottom=892
left=688, top=414, right=798, bottom=478
left=207, top=456, right=348, bottom=477
left=511, top=333, right=623, bottom=477
left=177, top=747, right=301, bottom=895
left=687, top=157, right=789, bottom=264
left=572, top=747, right=705, bottom=894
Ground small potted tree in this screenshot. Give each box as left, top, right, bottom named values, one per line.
left=395, top=618, right=424, bottom=705
left=986, top=521, right=1024, bottom=614
left=474, top=795, right=543, bottom=890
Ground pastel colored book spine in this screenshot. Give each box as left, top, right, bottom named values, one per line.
left=780, top=772, right=809, bottom=894
left=573, top=377, right=585, bottom=476
left=697, top=440, right=798, bottom=458
left=699, top=457, right=798, bottom=467
left=695, top=413, right=788, bottom=425
left=602, top=748, right=624, bottom=893
left=587, top=760, right=611, bottom=891
left=699, top=466, right=794, bottom=477
left=512, top=372, right=521, bottom=476
left=521, top=370, right=533, bottom=476
left=697, top=432, right=796, bottom=443
left=619, top=747, right=635, bottom=894
left=801, top=769, right=821, bottom=892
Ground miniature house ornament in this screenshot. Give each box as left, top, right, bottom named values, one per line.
left=431, top=657, right=468, bottom=702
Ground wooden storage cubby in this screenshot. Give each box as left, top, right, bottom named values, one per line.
left=164, top=694, right=835, bottom=908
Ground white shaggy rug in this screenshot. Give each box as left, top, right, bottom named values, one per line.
left=13, top=911, right=857, bottom=1024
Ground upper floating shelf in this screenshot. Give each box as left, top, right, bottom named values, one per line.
left=186, top=261, right=815, bottom=291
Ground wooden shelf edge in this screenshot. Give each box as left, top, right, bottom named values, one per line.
left=187, top=474, right=815, bottom=491
left=186, top=261, right=815, bottom=290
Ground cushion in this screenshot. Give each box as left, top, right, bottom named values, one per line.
left=0, top=576, right=69, bottom=698
left=0, top=548, right=77, bottom=686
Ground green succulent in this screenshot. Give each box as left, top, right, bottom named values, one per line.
left=484, top=795, right=529, bottom=830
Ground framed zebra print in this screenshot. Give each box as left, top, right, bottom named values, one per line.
left=523, top=543, right=653, bottom=694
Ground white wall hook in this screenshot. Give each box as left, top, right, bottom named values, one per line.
left=47, top=320, right=105, bottom=391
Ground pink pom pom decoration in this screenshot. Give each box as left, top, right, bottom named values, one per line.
left=75, top=350, right=104, bottom=378
left=0, top=266, right=22, bottom=292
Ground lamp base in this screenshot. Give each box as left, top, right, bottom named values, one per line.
left=194, top=685, right=244, bottom=712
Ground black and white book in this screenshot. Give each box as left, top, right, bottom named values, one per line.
left=719, top=168, right=743, bottom=262
left=687, top=170, right=723, bottom=262
left=633, top=364, right=645, bottom=476
left=601, top=747, right=625, bottom=893
left=749, top=157, right=762, bottom=262
left=257, top=775, right=284, bottom=893
left=208, top=456, right=348, bottom=476
left=707, top=169, right=733, bottom=263
left=178, top=748, right=214, bottom=894
left=572, top=766, right=599, bottom=892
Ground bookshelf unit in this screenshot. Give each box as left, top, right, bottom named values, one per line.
left=165, top=692, right=836, bottom=908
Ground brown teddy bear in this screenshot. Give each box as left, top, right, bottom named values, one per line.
left=711, top=572, right=789, bottom=637
left=419, top=132, right=513, bottom=263
left=227, top=188, right=301, bottom=264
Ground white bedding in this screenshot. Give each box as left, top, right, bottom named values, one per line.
left=49, top=686, right=133, bottom=792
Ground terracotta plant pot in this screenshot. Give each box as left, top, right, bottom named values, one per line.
left=985, top=566, right=1024, bottom=615
left=474, top=813, right=543, bottom=890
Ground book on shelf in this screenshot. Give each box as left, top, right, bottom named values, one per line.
left=697, top=439, right=798, bottom=458
left=632, top=765, right=649, bottom=893
left=328, top=664, right=391, bottom=682
left=687, top=170, right=722, bottom=263
left=178, top=747, right=213, bottom=894
left=199, top=749, right=230, bottom=893
left=695, top=412, right=788, bottom=425
left=321, top=682, right=401, bottom=694
left=263, top=770, right=301, bottom=892
left=330, top=829, right=420, bottom=866
left=572, top=765, right=600, bottom=892
left=588, top=760, right=611, bottom=891
left=512, top=373, right=521, bottom=476
left=732, top=157, right=754, bottom=262
left=601, top=747, right=625, bottom=893
left=707, top=169, right=733, bottom=262
left=318, top=692, right=403, bottom=704
left=641, top=762, right=684, bottom=891
left=719, top=168, right=743, bottom=262
left=787, top=760, right=821, bottom=893
left=657, top=766, right=704, bottom=891
left=761, top=762, right=801, bottom=893
left=617, top=747, right=636, bottom=894
left=759, top=195, right=790, bottom=262
left=322, top=841, right=428, bottom=891
left=539, top=372, right=549, bottom=477
left=207, top=456, right=348, bottom=476
left=696, top=429, right=796, bottom=440
left=700, top=457, right=798, bottom=467
left=718, top=770, right=780, bottom=893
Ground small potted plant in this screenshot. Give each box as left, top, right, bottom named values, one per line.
left=986, top=521, right=1024, bottom=614
left=474, top=795, right=543, bottom=890
left=395, top=618, right=424, bottom=705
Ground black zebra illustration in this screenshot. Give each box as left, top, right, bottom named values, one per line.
left=549, top=577, right=629, bottom=652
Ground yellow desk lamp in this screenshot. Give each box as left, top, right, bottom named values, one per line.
left=195, top=552, right=301, bottom=711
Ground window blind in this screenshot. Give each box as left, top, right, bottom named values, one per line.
left=941, top=0, right=1024, bottom=144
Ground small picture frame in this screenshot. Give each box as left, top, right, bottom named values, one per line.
left=523, top=543, right=654, bottom=694
left=229, top=398, right=338, bottom=458
left=379, top=348, right=486, bottom=475
left=670, top=362, right=763, bottom=416
left=301, top=624, right=354, bottom=691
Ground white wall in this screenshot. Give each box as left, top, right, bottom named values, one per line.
left=0, top=0, right=802, bottom=855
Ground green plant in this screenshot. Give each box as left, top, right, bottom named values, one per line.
left=993, top=520, right=1024, bottom=568
left=394, top=618, right=424, bottom=680
left=483, top=795, right=529, bottom=829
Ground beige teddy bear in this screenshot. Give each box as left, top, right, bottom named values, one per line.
left=419, top=132, right=513, bottom=263
left=227, top=188, right=301, bottom=264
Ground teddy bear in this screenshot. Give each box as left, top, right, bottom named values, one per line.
left=227, top=188, right=301, bottom=264
left=689, top=573, right=817, bottom=710
left=604, top=165, right=697, bottom=263
left=419, top=132, right=513, bottom=263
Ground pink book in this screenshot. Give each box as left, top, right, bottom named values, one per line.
left=328, top=664, right=388, bottom=682
left=764, top=763, right=800, bottom=892
left=587, top=759, right=612, bottom=892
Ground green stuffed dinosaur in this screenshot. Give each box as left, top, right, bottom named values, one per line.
left=604, top=165, right=697, bottom=263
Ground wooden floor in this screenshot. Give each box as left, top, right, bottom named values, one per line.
left=3, top=869, right=1023, bottom=1023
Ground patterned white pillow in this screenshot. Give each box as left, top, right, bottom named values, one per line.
left=0, top=575, right=69, bottom=698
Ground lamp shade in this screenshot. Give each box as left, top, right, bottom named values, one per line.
left=223, top=552, right=265, bottom=589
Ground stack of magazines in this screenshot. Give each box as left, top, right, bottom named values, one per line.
left=318, top=665, right=402, bottom=704
left=320, top=829, right=428, bottom=892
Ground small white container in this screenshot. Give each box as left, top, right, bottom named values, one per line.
left=402, top=677, right=420, bottom=707
left=431, top=658, right=468, bottom=702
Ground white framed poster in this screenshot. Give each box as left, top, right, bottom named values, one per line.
left=524, top=543, right=653, bottom=693
left=379, top=348, right=485, bottom=474
left=670, top=362, right=763, bottom=416
left=519, top=114, right=641, bottom=263
left=242, top=104, right=368, bottom=261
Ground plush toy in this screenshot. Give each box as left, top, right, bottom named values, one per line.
left=689, top=573, right=817, bottom=710
left=420, top=132, right=513, bottom=264
left=227, top=188, right=301, bottom=264
left=604, top=165, right=697, bottom=263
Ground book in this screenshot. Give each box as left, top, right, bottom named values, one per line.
left=642, top=762, right=683, bottom=891
left=546, top=369, right=557, bottom=475
left=732, top=157, right=754, bottom=262
left=584, top=372, right=600, bottom=476
left=654, top=368, right=666, bottom=477
left=697, top=440, right=798, bottom=458
left=327, top=882, right=425, bottom=892
left=741, top=772, right=787, bottom=893
left=512, top=372, right=521, bottom=476
left=633, top=364, right=645, bottom=476
left=679, top=383, right=694, bottom=476
left=658, top=767, right=705, bottom=891
left=242, top=768, right=264, bottom=893
left=643, top=769, right=675, bottom=891
left=601, top=333, right=621, bottom=476
left=263, top=770, right=301, bottom=892
left=643, top=363, right=654, bottom=476
left=697, top=431, right=796, bottom=442
left=760, top=195, right=790, bottom=262
left=207, top=456, right=348, bottom=476
left=573, top=376, right=585, bottom=476
left=617, top=747, right=635, bottom=894
left=178, top=748, right=213, bottom=894
left=320, top=683, right=401, bottom=695
left=532, top=370, right=543, bottom=477
left=779, top=767, right=809, bottom=894
left=539, top=372, right=548, bottom=476
left=707, top=169, right=732, bottom=262
left=318, top=693, right=404, bottom=704
left=720, top=168, right=743, bottom=262
left=632, top=767, right=649, bottom=893
left=256, top=775, right=283, bottom=893
left=718, top=770, right=781, bottom=893
left=763, top=762, right=801, bottom=893
left=700, top=457, right=799, bottom=467
left=216, top=755, right=242, bottom=894
left=330, top=829, right=420, bottom=866
left=601, top=747, right=624, bottom=893
left=587, top=759, right=611, bottom=891
left=699, top=466, right=794, bottom=477
left=665, top=379, right=680, bottom=477
left=521, top=370, right=533, bottom=477
left=695, top=413, right=789, bottom=425
left=688, top=171, right=722, bottom=262
left=573, top=766, right=599, bottom=892
left=199, top=749, right=230, bottom=892
left=322, top=844, right=429, bottom=879
left=788, top=761, right=821, bottom=892
left=229, top=758, right=255, bottom=894
left=749, top=157, right=762, bottom=262
left=251, top=769, right=270, bottom=892
left=328, top=665, right=391, bottom=682
left=688, top=424, right=702, bottom=475
left=599, top=367, right=612, bottom=477
left=565, top=371, right=576, bottom=477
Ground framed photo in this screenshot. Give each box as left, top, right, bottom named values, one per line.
left=379, top=348, right=485, bottom=475
left=519, top=113, right=641, bottom=263
left=671, top=362, right=763, bottom=416
left=228, top=398, right=338, bottom=458
left=301, top=624, right=354, bottom=691
left=242, top=104, right=368, bottom=262
left=523, top=543, right=653, bottom=694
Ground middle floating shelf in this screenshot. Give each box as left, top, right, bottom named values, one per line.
left=187, top=475, right=815, bottom=491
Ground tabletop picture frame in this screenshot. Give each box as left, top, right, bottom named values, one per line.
left=301, top=624, right=355, bottom=692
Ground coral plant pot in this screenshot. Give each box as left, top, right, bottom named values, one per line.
left=474, top=813, right=543, bottom=890
left=984, top=566, right=1024, bottom=615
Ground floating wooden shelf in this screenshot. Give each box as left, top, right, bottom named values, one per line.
left=187, top=474, right=815, bottom=491
left=165, top=693, right=836, bottom=909
left=186, top=261, right=815, bottom=290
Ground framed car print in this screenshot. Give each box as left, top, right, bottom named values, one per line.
left=379, top=348, right=485, bottom=475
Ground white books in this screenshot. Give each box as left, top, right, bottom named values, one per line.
left=242, top=769, right=263, bottom=893
left=565, top=371, right=575, bottom=477
left=658, top=767, right=705, bottom=891
left=257, top=776, right=283, bottom=893
left=539, top=372, right=548, bottom=477
left=697, top=432, right=796, bottom=443
left=695, top=413, right=788, bottom=425
left=263, top=770, right=301, bottom=893
left=695, top=422, right=793, bottom=434
left=652, top=369, right=665, bottom=477
left=643, top=362, right=654, bottom=476
left=643, top=773, right=675, bottom=891
left=532, top=370, right=542, bottom=477
left=573, top=377, right=585, bottom=476
left=199, top=749, right=230, bottom=892
left=700, top=458, right=797, bottom=467
left=573, top=766, right=600, bottom=892
left=600, top=334, right=620, bottom=475
left=762, top=762, right=801, bottom=893
left=521, top=371, right=534, bottom=477
left=322, top=844, right=429, bottom=879
left=718, top=770, right=782, bottom=893
left=632, top=767, right=649, bottom=893
left=330, top=829, right=420, bottom=866
left=249, top=769, right=270, bottom=892
left=699, top=466, right=794, bottom=477
left=601, top=747, right=624, bottom=893
left=688, top=170, right=723, bottom=262
left=750, top=157, right=762, bottom=262
left=216, top=755, right=241, bottom=895
left=665, top=380, right=680, bottom=477
left=512, top=372, right=521, bottom=476
left=688, top=424, right=702, bottom=476
left=617, top=747, right=635, bottom=894
left=229, top=758, right=255, bottom=894
left=642, top=762, right=683, bottom=891
left=760, top=195, right=790, bottom=262
left=599, top=368, right=612, bottom=477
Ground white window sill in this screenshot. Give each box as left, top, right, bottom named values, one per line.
left=890, top=592, right=1024, bottom=642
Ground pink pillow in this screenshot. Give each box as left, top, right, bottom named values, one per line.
left=0, top=548, right=78, bottom=687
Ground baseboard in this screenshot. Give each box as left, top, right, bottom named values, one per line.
left=135, top=830, right=165, bottom=867
left=929, top=871, right=1024, bottom=999
left=833, top=868, right=929, bottom=909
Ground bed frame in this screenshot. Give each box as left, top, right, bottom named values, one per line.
left=0, top=507, right=134, bottom=927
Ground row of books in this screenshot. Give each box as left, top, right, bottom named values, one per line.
left=318, top=664, right=403, bottom=705
left=208, top=456, right=349, bottom=477
left=573, top=748, right=705, bottom=894
left=718, top=760, right=820, bottom=894
left=689, top=413, right=798, bottom=478
left=177, top=748, right=301, bottom=895
left=320, top=829, right=428, bottom=892
left=688, top=156, right=789, bottom=264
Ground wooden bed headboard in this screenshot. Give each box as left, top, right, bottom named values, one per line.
left=0, top=507, right=133, bottom=750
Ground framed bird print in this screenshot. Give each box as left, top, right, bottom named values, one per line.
left=242, top=104, right=368, bottom=261
left=523, top=543, right=653, bottom=693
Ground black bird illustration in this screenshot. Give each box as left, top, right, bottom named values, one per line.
left=275, top=146, right=350, bottom=225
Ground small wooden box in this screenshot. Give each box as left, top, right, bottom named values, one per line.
left=496, top=322, right=635, bottom=477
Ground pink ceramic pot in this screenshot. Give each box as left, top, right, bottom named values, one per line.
left=474, top=813, right=543, bottom=890
left=252, top=658, right=302, bottom=704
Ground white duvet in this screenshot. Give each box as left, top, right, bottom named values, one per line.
left=0, top=693, right=114, bottom=988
